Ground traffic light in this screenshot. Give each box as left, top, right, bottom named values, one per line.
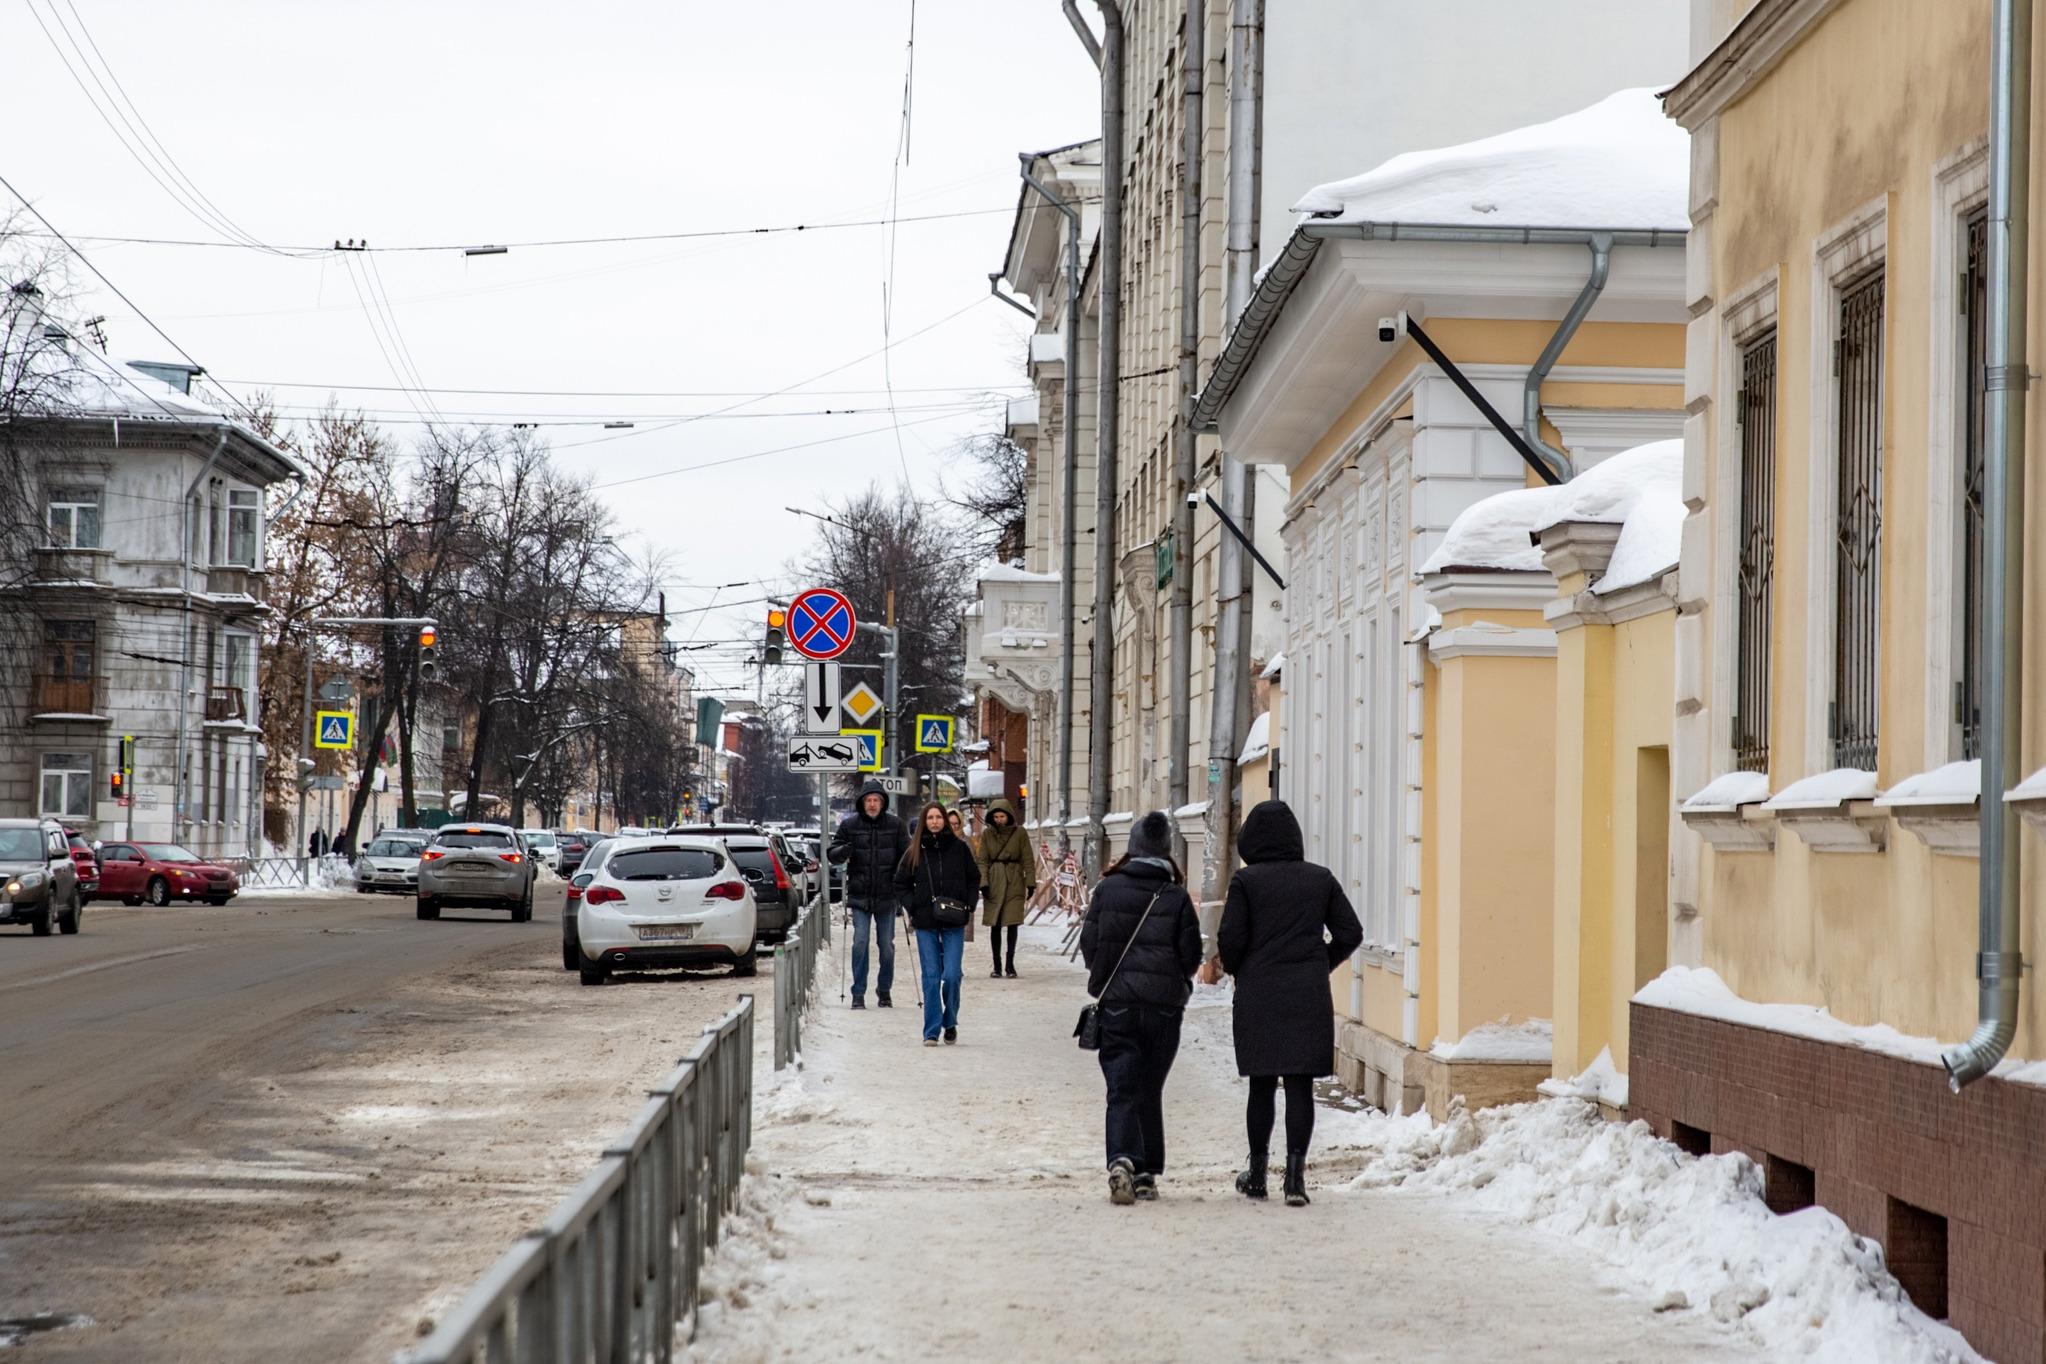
left=764, top=608, right=786, bottom=666
left=418, top=624, right=439, bottom=681
left=113, top=734, right=133, bottom=798
left=110, top=769, right=124, bottom=799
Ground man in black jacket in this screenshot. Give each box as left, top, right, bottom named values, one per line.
left=1080, top=810, right=1204, bottom=1204
left=828, top=780, right=909, bottom=1009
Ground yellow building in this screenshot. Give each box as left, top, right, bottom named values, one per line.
left=1196, top=91, right=1690, bottom=1118
left=1642, top=1, right=2046, bottom=1355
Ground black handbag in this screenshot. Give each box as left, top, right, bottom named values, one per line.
left=1075, top=888, right=1164, bottom=1050
left=922, top=858, right=972, bottom=928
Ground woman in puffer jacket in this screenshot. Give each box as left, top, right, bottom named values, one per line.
left=896, top=803, right=979, bottom=1047
left=1080, top=810, right=1203, bottom=1205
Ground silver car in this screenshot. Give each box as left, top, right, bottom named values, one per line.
left=416, top=823, right=538, bottom=922
left=354, top=834, right=427, bottom=895
left=0, top=818, right=82, bottom=936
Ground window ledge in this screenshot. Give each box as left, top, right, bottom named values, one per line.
left=29, top=712, right=111, bottom=725
left=2003, top=765, right=2046, bottom=845
left=1678, top=771, right=1774, bottom=851
left=1763, top=768, right=1885, bottom=853
left=1875, top=759, right=1980, bottom=857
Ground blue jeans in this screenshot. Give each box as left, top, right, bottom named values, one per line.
left=916, top=925, right=965, bottom=1039
left=850, top=901, right=897, bottom=1001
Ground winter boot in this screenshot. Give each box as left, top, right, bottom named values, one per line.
left=1108, top=1158, right=1137, bottom=1206
left=1283, top=1150, right=1309, bottom=1207
left=1234, top=1148, right=1268, bottom=1200
left=1133, top=1172, right=1158, bottom=1201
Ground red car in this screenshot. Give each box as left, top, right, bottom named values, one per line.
left=95, top=842, right=240, bottom=906
left=63, top=828, right=99, bottom=902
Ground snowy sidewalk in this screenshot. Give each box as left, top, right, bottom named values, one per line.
left=683, top=923, right=1773, bottom=1362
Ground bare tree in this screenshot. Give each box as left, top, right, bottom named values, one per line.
left=946, top=432, right=1029, bottom=563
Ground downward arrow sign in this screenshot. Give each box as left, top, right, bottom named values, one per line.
left=803, top=661, right=841, bottom=733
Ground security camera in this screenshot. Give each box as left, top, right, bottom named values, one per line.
left=1186, top=490, right=1202, bottom=508
left=1376, top=311, right=1407, bottom=344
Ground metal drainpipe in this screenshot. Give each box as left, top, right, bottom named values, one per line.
left=1204, top=0, right=1261, bottom=917
left=1945, top=0, right=2031, bottom=1091
left=172, top=428, right=229, bottom=846
left=1167, top=0, right=1203, bottom=827
left=1064, top=0, right=1103, bottom=66
left=1522, top=232, right=1614, bottom=485
left=1017, top=156, right=1086, bottom=847
left=1086, top=0, right=1124, bottom=878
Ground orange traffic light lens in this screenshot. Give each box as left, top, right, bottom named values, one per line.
left=767, top=608, right=787, bottom=628
left=419, top=626, right=438, bottom=647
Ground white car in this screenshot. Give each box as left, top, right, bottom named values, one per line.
left=354, top=834, right=427, bottom=895
left=518, top=828, right=561, bottom=873
left=575, top=835, right=758, bottom=986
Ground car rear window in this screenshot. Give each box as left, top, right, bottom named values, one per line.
left=730, top=849, right=779, bottom=884
left=435, top=831, right=513, bottom=849
left=367, top=839, right=422, bottom=857
left=608, top=848, right=723, bottom=881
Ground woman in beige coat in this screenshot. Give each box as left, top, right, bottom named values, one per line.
left=975, top=798, right=1035, bottom=978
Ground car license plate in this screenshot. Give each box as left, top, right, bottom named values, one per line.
left=635, top=923, right=695, bottom=942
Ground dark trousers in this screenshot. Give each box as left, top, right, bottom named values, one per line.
left=1097, top=1003, right=1184, bottom=1175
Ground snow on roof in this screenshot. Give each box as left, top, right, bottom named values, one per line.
left=1237, top=710, right=1271, bottom=766
left=1260, top=652, right=1284, bottom=680
left=1682, top=770, right=1770, bottom=811
left=1291, top=88, right=1688, bottom=232
left=977, top=563, right=1060, bottom=585
left=1420, top=439, right=1683, bottom=587
left=69, top=346, right=225, bottom=421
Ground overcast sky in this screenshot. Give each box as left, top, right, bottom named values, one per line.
left=5, top=1, right=1101, bottom=698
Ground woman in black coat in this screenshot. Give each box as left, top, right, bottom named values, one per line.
left=1080, top=810, right=1204, bottom=1205
left=895, top=803, right=979, bottom=1046
left=1217, top=799, right=1364, bottom=1207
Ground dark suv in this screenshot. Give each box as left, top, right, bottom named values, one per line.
left=666, top=824, right=798, bottom=942
left=0, top=818, right=83, bottom=935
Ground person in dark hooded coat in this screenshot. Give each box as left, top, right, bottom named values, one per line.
left=1080, top=810, right=1203, bottom=1205
left=1217, top=799, right=1363, bottom=1207
left=828, top=779, right=910, bottom=1009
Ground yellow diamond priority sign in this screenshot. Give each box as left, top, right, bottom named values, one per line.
left=841, top=681, right=884, bottom=727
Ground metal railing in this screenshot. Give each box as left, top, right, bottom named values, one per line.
left=398, top=996, right=756, bottom=1364
left=773, top=903, right=824, bottom=1071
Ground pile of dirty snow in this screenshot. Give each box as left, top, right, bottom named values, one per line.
left=1340, top=1098, right=1982, bottom=1363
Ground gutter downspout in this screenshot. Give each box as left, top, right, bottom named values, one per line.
left=1017, top=156, right=1085, bottom=847
left=1204, top=0, right=1262, bottom=920
left=1522, top=232, right=1614, bottom=485
left=1167, top=0, right=1204, bottom=825
left=1945, top=0, right=2031, bottom=1091
left=1086, top=0, right=1124, bottom=878
left=1064, top=0, right=1103, bottom=67
left=173, top=428, right=230, bottom=846
left=987, top=272, right=1037, bottom=318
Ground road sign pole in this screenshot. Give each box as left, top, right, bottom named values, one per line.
left=298, top=637, right=313, bottom=882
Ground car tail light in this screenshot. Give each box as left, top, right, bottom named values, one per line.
left=767, top=847, right=792, bottom=892
left=420, top=849, right=446, bottom=861
left=705, top=881, right=746, bottom=901
left=499, top=852, right=524, bottom=864
left=583, top=884, right=624, bottom=905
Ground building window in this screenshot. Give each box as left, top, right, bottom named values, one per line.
left=1832, top=269, right=1886, bottom=771
left=1732, top=330, right=1778, bottom=772
left=38, top=620, right=95, bottom=714
left=1960, top=210, right=1989, bottom=760
left=40, top=752, right=91, bottom=819
left=47, top=488, right=101, bottom=549
left=227, top=489, right=259, bottom=567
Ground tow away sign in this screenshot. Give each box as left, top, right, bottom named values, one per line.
left=786, top=735, right=860, bottom=773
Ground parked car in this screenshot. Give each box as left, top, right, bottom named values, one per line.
left=517, top=828, right=561, bottom=874
left=354, top=834, right=428, bottom=894
left=560, top=837, right=618, bottom=970
left=555, top=829, right=594, bottom=875
left=666, top=823, right=799, bottom=942
left=0, top=818, right=83, bottom=935
left=63, top=828, right=98, bottom=903
left=574, top=835, right=757, bottom=985
left=95, top=840, right=239, bottom=906
left=416, top=824, right=537, bottom=922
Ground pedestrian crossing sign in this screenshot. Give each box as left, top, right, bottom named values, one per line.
left=914, top=714, right=955, bottom=754
left=314, top=710, right=354, bottom=751
left=843, top=729, right=883, bottom=772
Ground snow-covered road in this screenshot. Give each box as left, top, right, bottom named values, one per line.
left=681, top=922, right=1768, bottom=1363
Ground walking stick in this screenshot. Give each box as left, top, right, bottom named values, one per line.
left=904, top=909, right=923, bottom=1008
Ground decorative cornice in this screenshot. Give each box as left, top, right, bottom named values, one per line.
left=1421, top=570, right=1558, bottom=613
left=1426, top=619, right=1558, bottom=663
left=1536, top=521, right=1623, bottom=582
left=1663, top=0, right=1849, bottom=130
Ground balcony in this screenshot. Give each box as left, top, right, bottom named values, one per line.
left=205, top=564, right=266, bottom=600
left=205, top=685, right=248, bottom=722
left=971, top=565, right=1061, bottom=705
left=33, top=546, right=112, bottom=587
left=31, top=675, right=103, bottom=721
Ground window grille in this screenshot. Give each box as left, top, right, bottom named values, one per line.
left=1961, top=210, right=1989, bottom=759
left=1832, top=269, right=1886, bottom=771
left=1732, top=330, right=1777, bottom=772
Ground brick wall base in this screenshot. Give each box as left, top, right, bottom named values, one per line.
left=1630, top=1002, right=2046, bottom=1363
left=1337, top=1020, right=1549, bottom=1121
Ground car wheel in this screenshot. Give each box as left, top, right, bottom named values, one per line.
left=30, top=902, right=53, bottom=936
left=562, top=936, right=579, bottom=971
left=355, top=882, right=372, bottom=894
left=144, top=877, right=169, bottom=907
left=205, top=895, right=231, bottom=906
left=58, top=891, right=82, bottom=935
left=511, top=892, right=532, bottom=924
left=416, top=897, right=440, bottom=921
left=578, top=951, right=608, bottom=987
left=733, top=944, right=759, bottom=978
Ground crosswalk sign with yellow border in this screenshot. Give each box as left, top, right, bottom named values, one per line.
left=843, top=729, right=884, bottom=772
left=314, top=710, right=354, bottom=750
left=914, top=714, right=954, bottom=753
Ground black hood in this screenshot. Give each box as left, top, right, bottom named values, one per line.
left=1238, top=800, right=1304, bottom=864
left=856, top=780, right=891, bottom=820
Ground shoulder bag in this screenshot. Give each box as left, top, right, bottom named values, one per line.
left=1075, top=887, right=1165, bottom=1051
left=921, top=854, right=973, bottom=929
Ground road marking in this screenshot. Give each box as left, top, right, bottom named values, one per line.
left=0, top=945, right=200, bottom=994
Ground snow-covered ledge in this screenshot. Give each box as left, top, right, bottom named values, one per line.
left=2004, top=765, right=2046, bottom=841
left=1678, top=770, right=1774, bottom=851
left=1762, top=768, right=1885, bottom=853
left=1874, top=759, right=1980, bottom=857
